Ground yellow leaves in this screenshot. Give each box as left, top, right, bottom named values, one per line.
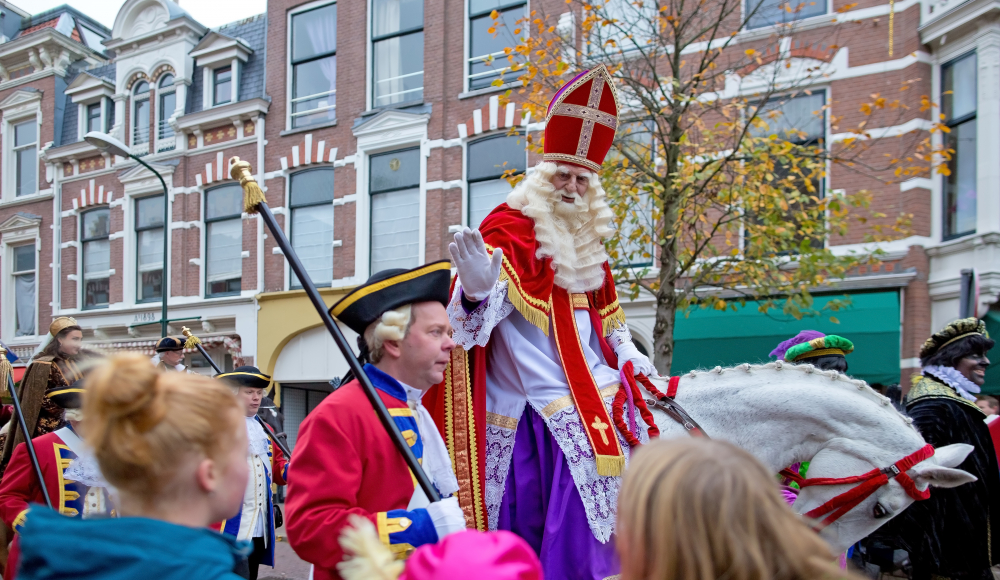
left=490, top=9, right=499, bottom=18
left=860, top=103, right=872, bottom=115
left=745, top=48, right=756, bottom=56
left=487, top=26, right=497, bottom=34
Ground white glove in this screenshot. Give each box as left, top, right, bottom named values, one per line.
left=448, top=228, right=503, bottom=301
left=616, top=340, right=657, bottom=377
left=425, top=496, right=467, bottom=540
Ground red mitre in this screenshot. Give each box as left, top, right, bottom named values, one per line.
left=543, top=64, right=621, bottom=172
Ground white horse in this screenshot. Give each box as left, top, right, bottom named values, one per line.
left=642, top=361, right=975, bottom=552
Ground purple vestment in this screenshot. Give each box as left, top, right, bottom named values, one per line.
left=497, top=406, right=620, bottom=580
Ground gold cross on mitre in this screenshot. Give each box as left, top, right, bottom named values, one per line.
left=591, top=415, right=611, bottom=445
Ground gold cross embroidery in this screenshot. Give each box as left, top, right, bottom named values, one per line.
left=591, top=415, right=610, bottom=445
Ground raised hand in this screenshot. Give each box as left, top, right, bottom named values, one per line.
left=448, top=228, right=503, bottom=301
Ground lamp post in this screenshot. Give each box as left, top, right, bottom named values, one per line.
left=84, top=131, right=170, bottom=338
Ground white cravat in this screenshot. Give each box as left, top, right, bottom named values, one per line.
left=400, top=382, right=460, bottom=509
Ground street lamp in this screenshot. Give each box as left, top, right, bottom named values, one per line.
left=84, top=131, right=170, bottom=338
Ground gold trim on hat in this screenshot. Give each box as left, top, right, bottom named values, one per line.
left=48, top=317, right=78, bottom=336
left=330, top=261, right=452, bottom=318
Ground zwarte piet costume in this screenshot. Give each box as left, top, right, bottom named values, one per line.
left=286, top=261, right=460, bottom=580
left=882, top=318, right=1000, bottom=580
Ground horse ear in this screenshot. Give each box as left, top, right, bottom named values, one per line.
left=910, top=464, right=977, bottom=489
left=931, top=443, right=974, bottom=469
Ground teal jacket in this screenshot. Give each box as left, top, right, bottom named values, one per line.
left=17, top=507, right=249, bottom=580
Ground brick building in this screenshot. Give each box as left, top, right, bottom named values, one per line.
left=0, top=0, right=996, bottom=444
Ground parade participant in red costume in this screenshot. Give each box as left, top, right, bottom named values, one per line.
left=286, top=261, right=468, bottom=580
left=0, top=378, right=114, bottom=579
left=435, top=64, right=656, bottom=580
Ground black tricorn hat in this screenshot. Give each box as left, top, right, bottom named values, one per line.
left=46, top=378, right=83, bottom=410
left=155, top=336, right=185, bottom=352
left=217, top=366, right=272, bottom=390
left=330, top=260, right=452, bottom=336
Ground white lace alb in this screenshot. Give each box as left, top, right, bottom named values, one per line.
left=448, top=279, right=514, bottom=349
left=485, top=421, right=518, bottom=530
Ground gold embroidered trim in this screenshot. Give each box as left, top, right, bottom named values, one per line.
left=12, top=509, right=27, bottom=534
left=541, top=385, right=620, bottom=418
left=551, top=103, right=618, bottom=129
left=486, top=412, right=518, bottom=430
left=571, top=294, right=590, bottom=309
left=906, top=375, right=983, bottom=413
left=385, top=516, right=412, bottom=534
left=389, top=543, right=415, bottom=559
left=465, top=351, right=485, bottom=530
left=601, top=308, right=627, bottom=336
left=543, top=153, right=602, bottom=173
left=498, top=268, right=550, bottom=335
left=388, top=408, right=414, bottom=417
left=598, top=299, right=622, bottom=318
left=793, top=348, right=846, bottom=361
left=377, top=512, right=390, bottom=546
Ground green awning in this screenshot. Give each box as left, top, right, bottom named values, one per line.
left=670, top=291, right=901, bottom=386
left=980, top=311, right=1000, bottom=395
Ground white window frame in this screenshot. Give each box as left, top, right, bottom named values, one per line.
left=204, top=184, right=244, bottom=298
left=134, top=193, right=166, bottom=304
left=286, top=0, right=339, bottom=131
left=130, top=80, right=152, bottom=154
left=368, top=0, right=425, bottom=110
left=0, top=91, right=43, bottom=203
left=155, top=74, right=178, bottom=152
left=464, top=131, right=527, bottom=228
left=79, top=206, right=112, bottom=310
left=742, top=0, right=832, bottom=31
left=464, top=0, right=528, bottom=94
left=204, top=63, right=241, bottom=109
left=0, top=220, right=41, bottom=341
left=285, top=167, right=337, bottom=290
left=11, top=118, right=38, bottom=198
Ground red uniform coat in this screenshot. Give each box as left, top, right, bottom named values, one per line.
left=286, top=365, right=438, bottom=580
left=0, top=430, right=111, bottom=580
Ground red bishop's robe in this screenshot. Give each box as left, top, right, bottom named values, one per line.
left=0, top=429, right=113, bottom=580
left=424, top=202, right=629, bottom=532
left=285, top=364, right=440, bottom=580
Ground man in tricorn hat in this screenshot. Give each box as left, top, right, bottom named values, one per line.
left=879, top=318, right=1000, bottom=580
left=0, top=379, right=113, bottom=579
left=217, top=366, right=288, bottom=580
left=286, top=261, right=468, bottom=580
left=152, top=337, right=189, bottom=372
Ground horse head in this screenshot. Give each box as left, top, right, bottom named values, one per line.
left=793, top=440, right=975, bottom=552
left=643, top=363, right=977, bottom=553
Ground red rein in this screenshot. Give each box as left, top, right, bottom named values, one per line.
left=612, top=362, right=661, bottom=447
left=780, top=444, right=935, bottom=528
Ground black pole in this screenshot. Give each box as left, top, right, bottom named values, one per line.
left=230, top=159, right=440, bottom=502
left=5, top=370, right=52, bottom=509
left=184, top=330, right=294, bottom=459
left=128, top=155, right=170, bottom=338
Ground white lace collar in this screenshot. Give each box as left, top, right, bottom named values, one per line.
left=923, top=365, right=981, bottom=402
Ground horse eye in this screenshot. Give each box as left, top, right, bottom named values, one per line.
left=873, top=502, right=890, bottom=519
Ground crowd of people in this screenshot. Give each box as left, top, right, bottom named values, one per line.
left=0, top=63, right=993, bottom=580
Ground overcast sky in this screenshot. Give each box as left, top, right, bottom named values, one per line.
left=25, top=0, right=266, bottom=30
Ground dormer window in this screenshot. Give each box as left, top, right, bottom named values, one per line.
left=214, top=67, right=233, bottom=106
left=87, top=103, right=102, bottom=133
left=132, top=81, right=151, bottom=147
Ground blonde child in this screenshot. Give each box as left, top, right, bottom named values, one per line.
left=16, top=354, right=249, bottom=580
left=618, top=438, right=858, bottom=580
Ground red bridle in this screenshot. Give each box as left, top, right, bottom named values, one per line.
left=780, top=444, right=935, bottom=529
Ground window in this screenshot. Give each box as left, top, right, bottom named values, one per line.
left=746, top=91, right=827, bottom=252
left=291, top=3, right=338, bottom=128
left=372, top=0, right=424, bottom=107
left=13, top=120, right=37, bottom=197
left=11, top=244, right=35, bottom=336
left=467, top=133, right=526, bottom=227
left=468, top=0, right=525, bottom=90
left=135, top=195, right=164, bottom=303
left=214, top=66, right=233, bottom=106
left=86, top=103, right=102, bottom=133
left=370, top=148, right=420, bottom=272
left=158, top=74, right=176, bottom=143
left=612, top=121, right=656, bottom=267
left=746, top=0, right=827, bottom=29
left=290, top=168, right=335, bottom=288
left=105, top=98, right=115, bottom=133
left=587, top=0, right=657, bottom=57
left=205, top=185, right=243, bottom=297
left=132, top=81, right=150, bottom=146
left=942, top=52, right=977, bottom=240
left=81, top=208, right=110, bottom=309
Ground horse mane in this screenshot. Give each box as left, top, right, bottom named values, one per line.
left=680, top=362, right=916, bottom=430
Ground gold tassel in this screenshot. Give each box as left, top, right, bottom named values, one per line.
left=499, top=271, right=550, bottom=335
left=595, top=454, right=625, bottom=477
left=601, top=309, right=627, bottom=336
left=229, top=156, right=266, bottom=215
left=181, top=326, right=202, bottom=350
left=0, top=347, right=12, bottom=396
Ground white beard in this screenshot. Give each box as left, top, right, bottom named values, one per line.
left=507, top=164, right=614, bottom=293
